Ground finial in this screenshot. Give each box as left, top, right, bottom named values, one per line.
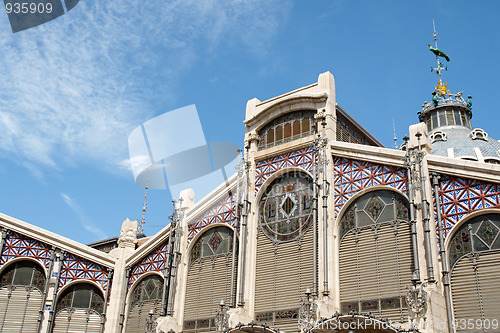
left=429, top=21, right=450, bottom=94
left=392, top=119, right=397, bottom=149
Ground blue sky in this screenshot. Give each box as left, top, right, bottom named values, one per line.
left=1, top=0, right=499, bottom=244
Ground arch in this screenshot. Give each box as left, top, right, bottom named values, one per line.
left=183, top=225, right=238, bottom=332
left=444, top=208, right=500, bottom=252
left=334, top=185, right=409, bottom=231
left=0, top=259, right=46, bottom=332
left=0, top=255, right=48, bottom=279
left=55, top=278, right=106, bottom=302
left=124, top=273, right=164, bottom=333
left=52, top=281, right=105, bottom=333
left=446, top=212, right=500, bottom=331
left=337, top=189, right=413, bottom=324
left=125, top=271, right=164, bottom=305
left=187, top=222, right=237, bottom=255
left=254, top=170, right=315, bottom=331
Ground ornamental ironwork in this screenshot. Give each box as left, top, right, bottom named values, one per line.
left=448, top=213, right=500, bottom=268
left=259, top=172, right=314, bottom=242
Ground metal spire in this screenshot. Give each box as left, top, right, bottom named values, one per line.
left=430, top=20, right=449, bottom=95
left=137, top=184, right=148, bottom=234
left=392, top=119, right=397, bottom=149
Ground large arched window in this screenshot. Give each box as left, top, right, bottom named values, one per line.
left=255, top=171, right=315, bottom=332
left=125, top=274, right=163, bottom=333
left=52, top=283, right=104, bottom=333
left=448, top=213, right=500, bottom=331
left=0, top=260, right=46, bottom=332
left=338, top=190, right=413, bottom=323
left=184, top=226, right=237, bottom=332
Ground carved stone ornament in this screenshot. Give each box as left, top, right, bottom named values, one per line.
left=118, top=218, right=138, bottom=249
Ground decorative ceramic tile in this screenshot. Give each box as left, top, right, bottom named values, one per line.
left=333, top=157, right=408, bottom=217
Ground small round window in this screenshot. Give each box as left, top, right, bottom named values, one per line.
left=259, top=172, right=314, bottom=242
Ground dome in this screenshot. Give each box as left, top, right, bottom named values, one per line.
left=418, top=87, right=500, bottom=163
left=430, top=126, right=500, bottom=163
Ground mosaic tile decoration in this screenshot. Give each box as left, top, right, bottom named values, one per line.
left=128, top=241, right=169, bottom=288
left=0, top=231, right=52, bottom=269
left=187, top=192, right=236, bottom=244
left=333, top=157, right=408, bottom=217
left=435, top=175, right=500, bottom=239
left=255, top=145, right=315, bottom=193
left=59, top=253, right=110, bottom=291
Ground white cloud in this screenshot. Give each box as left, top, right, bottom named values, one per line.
left=0, top=0, right=289, bottom=177
left=61, top=192, right=108, bottom=240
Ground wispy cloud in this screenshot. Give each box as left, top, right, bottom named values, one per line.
left=61, top=192, right=108, bottom=240
left=0, top=0, right=290, bottom=177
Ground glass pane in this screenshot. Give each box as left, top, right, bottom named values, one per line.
left=461, top=111, right=468, bottom=129
left=454, top=110, right=462, bottom=125
left=292, top=120, right=300, bottom=136
left=446, top=110, right=454, bottom=126
left=72, top=287, right=92, bottom=308
left=266, top=129, right=274, bottom=144
left=426, top=119, right=431, bottom=132
left=284, top=123, right=291, bottom=138
left=439, top=110, right=446, bottom=127
left=13, top=264, right=33, bottom=286
left=275, top=126, right=283, bottom=141
left=431, top=113, right=438, bottom=130
left=302, top=118, right=310, bottom=133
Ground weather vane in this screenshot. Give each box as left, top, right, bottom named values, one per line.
left=429, top=20, right=450, bottom=96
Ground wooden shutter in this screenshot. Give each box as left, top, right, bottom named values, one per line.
left=451, top=251, right=500, bottom=332
left=0, top=286, right=42, bottom=333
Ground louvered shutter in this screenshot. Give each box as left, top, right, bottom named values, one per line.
left=0, top=286, right=42, bottom=333
left=52, top=308, right=102, bottom=333
left=451, top=251, right=500, bottom=332
left=124, top=299, right=162, bottom=333
left=183, top=255, right=236, bottom=332
left=254, top=228, right=314, bottom=332
left=339, top=223, right=413, bottom=323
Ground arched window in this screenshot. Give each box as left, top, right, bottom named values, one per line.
left=255, top=172, right=314, bottom=331
left=448, top=214, right=500, bottom=331
left=52, top=283, right=104, bottom=333
left=258, top=110, right=316, bottom=150
left=125, top=275, right=163, bottom=333
left=184, top=226, right=237, bottom=332
left=338, top=190, right=413, bottom=323
left=0, top=260, right=46, bottom=332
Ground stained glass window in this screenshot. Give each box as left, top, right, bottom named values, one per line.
left=448, top=214, right=500, bottom=268
left=56, top=283, right=105, bottom=314
left=339, top=190, right=410, bottom=238
left=128, top=275, right=163, bottom=309
left=259, top=172, right=314, bottom=242
left=0, top=260, right=45, bottom=291
left=189, top=226, right=236, bottom=265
